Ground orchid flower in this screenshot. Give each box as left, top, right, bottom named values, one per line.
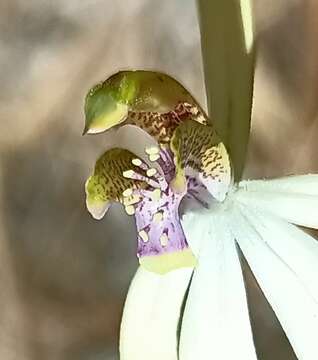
left=84, top=71, right=230, bottom=273
left=82, top=2, right=318, bottom=360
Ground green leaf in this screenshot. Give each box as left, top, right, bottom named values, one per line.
left=197, top=0, right=255, bottom=181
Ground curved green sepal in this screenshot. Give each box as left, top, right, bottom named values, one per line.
left=84, top=80, right=129, bottom=134
left=84, top=70, right=206, bottom=136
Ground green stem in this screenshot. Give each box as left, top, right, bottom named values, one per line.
left=197, top=0, right=255, bottom=181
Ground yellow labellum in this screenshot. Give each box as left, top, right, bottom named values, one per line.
left=139, top=249, right=197, bottom=274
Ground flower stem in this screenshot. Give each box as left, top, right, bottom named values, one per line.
left=196, top=0, right=255, bottom=181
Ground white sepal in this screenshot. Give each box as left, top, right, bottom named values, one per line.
left=237, top=175, right=318, bottom=228
left=120, top=266, right=192, bottom=360
left=241, top=206, right=318, bottom=301
left=180, top=212, right=257, bottom=360
left=231, top=205, right=318, bottom=360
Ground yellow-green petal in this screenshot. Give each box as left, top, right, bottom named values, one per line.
left=85, top=148, right=146, bottom=219
left=170, top=119, right=231, bottom=201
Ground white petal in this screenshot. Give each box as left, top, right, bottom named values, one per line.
left=120, top=266, right=192, bottom=360
left=240, top=175, right=318, bottom=195
left=242, top=206, right=318, bottom=300
left=179, top=212, right=257, bottom=360
left=231, top=205, right=318, bottom=360
left=237, top=175, right=318, bottom=228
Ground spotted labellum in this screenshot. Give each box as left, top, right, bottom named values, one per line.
left=84, top=70, right=231, bottom=274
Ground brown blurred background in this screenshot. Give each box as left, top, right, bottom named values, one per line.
left=0, top=1, right=317, bottom=359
